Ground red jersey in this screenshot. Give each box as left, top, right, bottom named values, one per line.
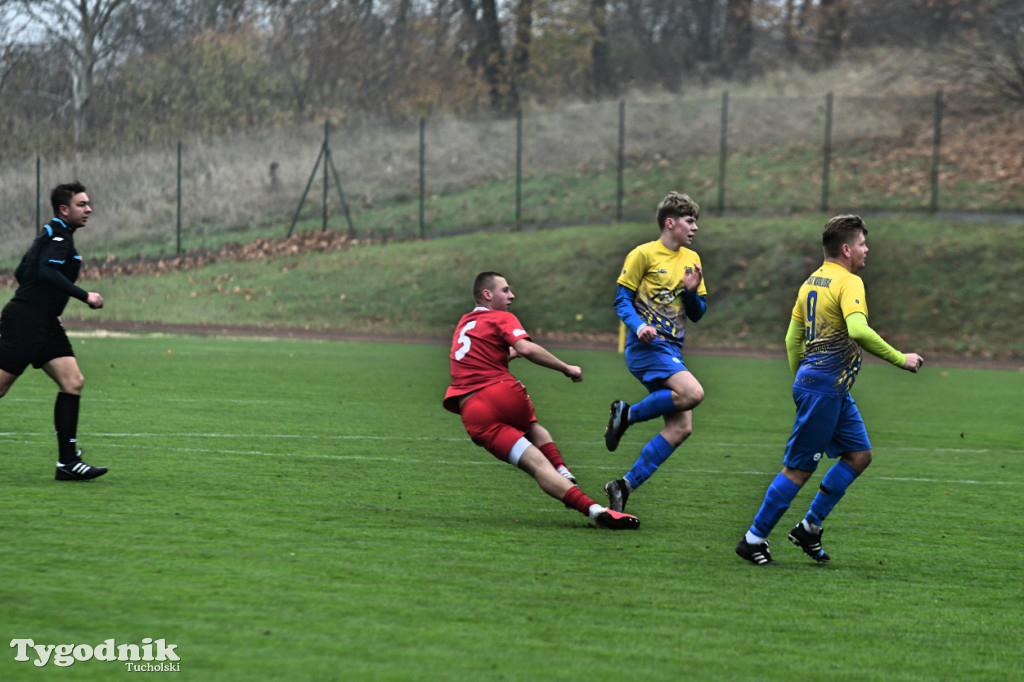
left=443, top=307, right=530, bottom=413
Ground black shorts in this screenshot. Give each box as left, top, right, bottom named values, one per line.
left=0, top=301, right=75, bottom=375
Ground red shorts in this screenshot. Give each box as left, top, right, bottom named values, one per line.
left=459, top=380, right=537, bottom=461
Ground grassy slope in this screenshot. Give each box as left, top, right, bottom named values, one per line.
left=63, top=213, right=1024, bottom=361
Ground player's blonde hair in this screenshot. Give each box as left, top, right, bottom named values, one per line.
left=656, top=192, right=700, bottom=231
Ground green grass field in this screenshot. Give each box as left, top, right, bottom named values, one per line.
left=2, top=335, right=1021, bottom=681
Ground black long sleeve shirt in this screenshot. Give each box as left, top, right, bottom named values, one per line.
left=11, top=218, right=89, bottom=318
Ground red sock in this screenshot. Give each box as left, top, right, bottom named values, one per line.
left=561, top=486, right=597, bottom=516
left=539, top=442, right=566, bottom=469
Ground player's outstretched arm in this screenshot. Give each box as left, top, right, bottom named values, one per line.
left=847, top=312, right=922, bottom=372
left=512, top=339, right=582, bottom=382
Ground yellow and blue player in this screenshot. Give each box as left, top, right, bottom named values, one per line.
left=736, top=215, right=924, bottom=566
left=602, top=192, right=708, bottom=513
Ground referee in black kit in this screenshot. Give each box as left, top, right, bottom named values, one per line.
left=0, top=182, right=108, bottom=481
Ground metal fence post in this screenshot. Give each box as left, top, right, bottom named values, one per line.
left=176, top=141, right=183, bottom=254
left=929, top=89, right=944, bottom=214
left=617, top=99, right=625, bottom=221
left=287, top=125, right=327, bottom=238
left=419, top=117, right=426, bottom=238
left=322, top=120, right=329, bottom=232
left=35, top=155, right=41, bottom=231
left=718, top=91, right=728, bottom=215
left=515, top=109, right=523, bottom=231
left=821, top=92, right=833, bottom=212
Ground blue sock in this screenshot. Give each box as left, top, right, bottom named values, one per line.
left=624, top=434, right=675, bottom=489
left=629, top=389, right=676, bottom=423
left=806, top=460, right=859, bottom=526
left=749, top=473, right=801, bottom=539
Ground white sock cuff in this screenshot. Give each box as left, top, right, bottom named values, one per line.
left=745, top=530, right=766, bottom=545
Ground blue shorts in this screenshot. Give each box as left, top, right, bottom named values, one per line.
left=782, top=390, right=871, bottom=472
left=624, top=338, right=689, bottom=393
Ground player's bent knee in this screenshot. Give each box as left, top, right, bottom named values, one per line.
left=673, top=426, right=694, bottom=444
left=62, top=376, right=85, bottom=395
left=0, top=371, right=18, bottom=398
left=671, top=384, right=704, bottom=410
left=843, top=449, right=873, bottom=473
left=662, top=422, right=693, bottom=447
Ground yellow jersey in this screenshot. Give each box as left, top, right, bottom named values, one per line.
left=791, top=261, right=869, bottom=395
left=618, top=240, right=707, bottom=345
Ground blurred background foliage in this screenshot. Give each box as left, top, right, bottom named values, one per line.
left=1, top=0, right=1021, bottom=157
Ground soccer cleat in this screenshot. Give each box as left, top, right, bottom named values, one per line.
left=595, top=509, right=640, bottom=530
left=55, top=451, right=108, bottom=481
left=604, top=478, right=630, bottom=513
left=557, top=465, right=577, bottom=485
left=735, top=538, right=778, bottom=566
left=604, top=400, right=630, bottom=451
left=788, top=523, right=831, bottom=563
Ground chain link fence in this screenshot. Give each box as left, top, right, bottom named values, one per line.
left=1, top=91, right=1020, bottom=264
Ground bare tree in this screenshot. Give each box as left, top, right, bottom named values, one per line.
left=0, top=3, right=19, bottom=92
left=8, top=0, right=134, bottom=145
left=510, top=0, right=532, bottom=108
left=590, top=0, right=612, bottom=97
left=605, top=0, right=724, bottom=89
left=817, top=0, right=847, bottom=66
left=457, top=0, right=517, bottom=113
left=129, top=0, right=253, bottom=48
left=959, top=0, right=1024, bottom=103
left=724, top=0, right=753, bottom=74
left=781, top=0, right=805, bottom=57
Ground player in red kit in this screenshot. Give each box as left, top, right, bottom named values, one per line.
left=444, top=272, right=640, bottom=530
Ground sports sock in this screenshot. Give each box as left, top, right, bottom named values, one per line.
left=806, top=460, right=859, bottom=526
left=561, top=485, right=597, bottom=516
left=749, top=472, right=801, bottom=539
left=539, top=442, right=566, bottom=470
left=745, top=530, right=766, bottom=545
left=628, top=389, right=677, bottom=423
left=54, top=392, right=80, bottom=464
left=623, top=433, right=675, bottom=489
